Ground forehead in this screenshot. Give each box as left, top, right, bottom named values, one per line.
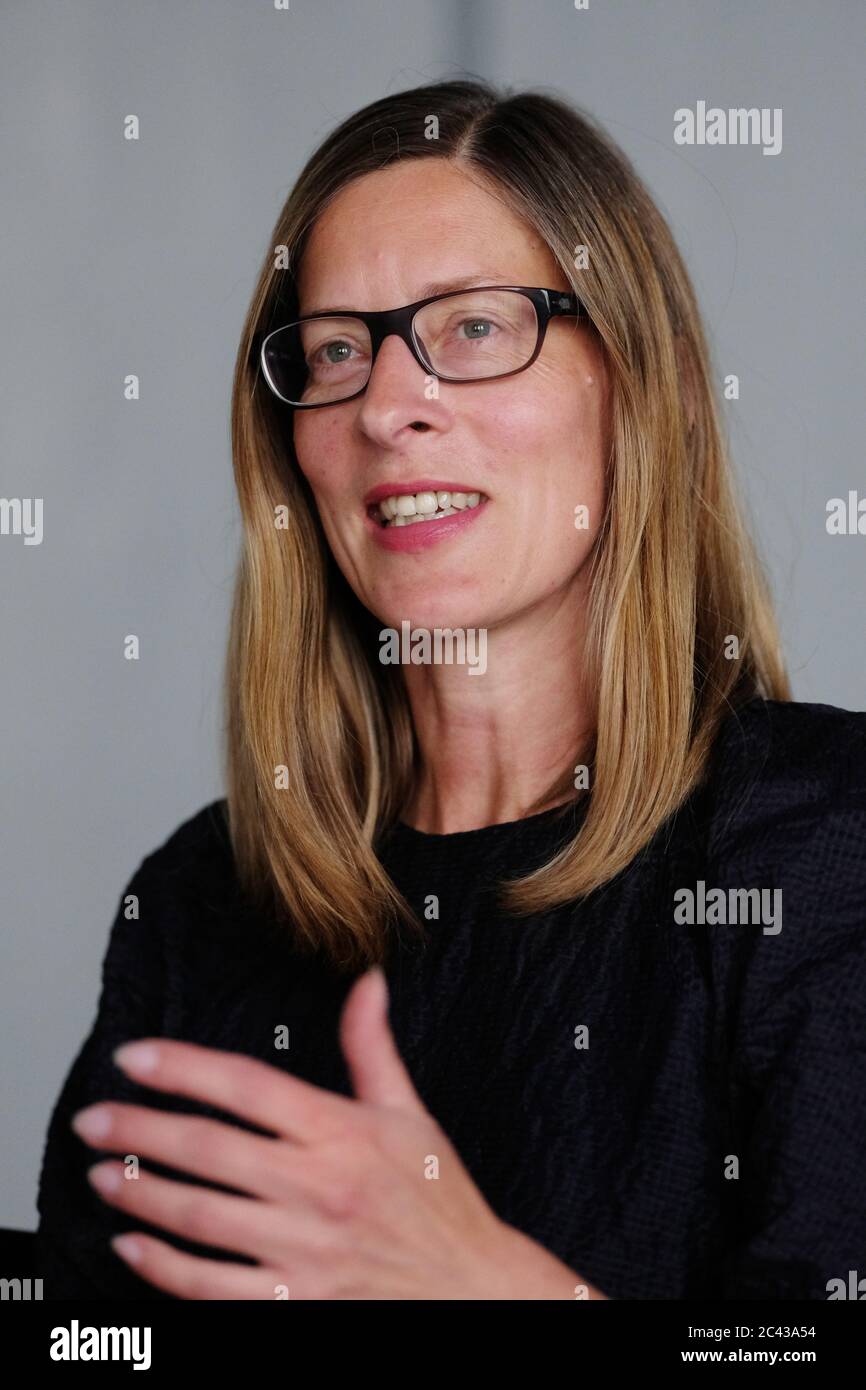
left=296, top=159, right=561, bottom=312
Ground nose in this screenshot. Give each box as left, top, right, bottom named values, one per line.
left=355, top=332, right=448, bottom=440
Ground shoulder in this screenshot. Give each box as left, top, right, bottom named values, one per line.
left=702, top=696, right=866, bottom=860
left=691, top=698, right=866, bottom=1023
left=685, top=696, right=866, bottom=982
left=103, top=799, right=239, bottom=971
left=96, top=798, right=250, bottom=1012
left=135, top=798, right=235, bottom=901
left=139, top=797, right=232, bottom=871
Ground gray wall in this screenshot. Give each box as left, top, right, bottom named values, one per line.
left=2, top=0, right=863, bottom=1228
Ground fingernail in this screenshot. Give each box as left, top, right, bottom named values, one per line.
left=113, top=1042, right=159, bottom=1074
left=88, top=1163, right=121, bottom=1194
left=71, top=1105, right=112, bottom=1140
left=111, top=1234, right=143, bottom=1265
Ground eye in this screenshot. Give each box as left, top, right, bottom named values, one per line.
left=318, top=341, right=354, bottom=363
left=308, top=337, right=366, bottom=372
left=459, top=317, right=495, bottom=339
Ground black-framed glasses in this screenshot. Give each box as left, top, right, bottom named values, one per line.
left=256, top=285, right=586, bottom=408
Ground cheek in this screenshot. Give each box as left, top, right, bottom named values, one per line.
left=292, top=414, right=346, bottom=497
left=477, top=372, right=606, bottom=526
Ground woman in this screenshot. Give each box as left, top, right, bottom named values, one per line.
left=36, top=78, right=866, bottom=1300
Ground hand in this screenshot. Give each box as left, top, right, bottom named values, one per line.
left=71, top=968, right=600, bottom=1299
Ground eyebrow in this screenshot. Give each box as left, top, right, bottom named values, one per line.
left=302, top=274, right=508, bottom=316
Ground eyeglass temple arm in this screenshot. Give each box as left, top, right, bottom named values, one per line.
left=545, top=289, right=583, bottom=317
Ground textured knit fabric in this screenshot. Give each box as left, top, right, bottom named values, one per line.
left=35, top=696, right=866, bottom=1300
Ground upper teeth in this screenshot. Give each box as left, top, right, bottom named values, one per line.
left=376, top=490, right=484, bottom=525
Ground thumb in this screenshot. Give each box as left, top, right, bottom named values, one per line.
left=339, top=967, right=426, bottom=1114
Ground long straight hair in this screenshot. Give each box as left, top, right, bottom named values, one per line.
left=224, top=79, right=790, bottom=971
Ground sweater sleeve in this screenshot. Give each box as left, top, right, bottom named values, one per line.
left=35, top=855, right=175, bottom=1300
left=707, top=701, right=866, bottom=1299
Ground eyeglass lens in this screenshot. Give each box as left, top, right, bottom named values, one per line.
left=263, top=289, right=540, bottom=405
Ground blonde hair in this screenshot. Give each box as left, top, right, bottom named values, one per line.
left=223, top=79, right=790, bottom=971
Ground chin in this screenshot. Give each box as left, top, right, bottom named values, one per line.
left=377, top=597, right=489, bottom=633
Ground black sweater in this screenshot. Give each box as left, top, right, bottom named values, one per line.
left=35, top=697, right=866, bottom=1299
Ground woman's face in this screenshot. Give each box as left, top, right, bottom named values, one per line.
left=292, top=158, right=609, bottom=635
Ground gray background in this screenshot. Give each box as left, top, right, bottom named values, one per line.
left=2, top=0, right=863, bottom=1228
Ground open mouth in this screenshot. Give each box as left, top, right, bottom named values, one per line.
left=368, top=489, right=487, bottom=529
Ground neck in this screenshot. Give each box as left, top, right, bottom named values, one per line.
left=398, top=575, right=594, bottom=834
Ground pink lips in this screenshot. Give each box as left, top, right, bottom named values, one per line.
left=364, top=496, right=490, bottom=552
left=363, top=479, right=490, bottom=553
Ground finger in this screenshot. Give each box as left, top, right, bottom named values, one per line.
left=87, top=1159, right=298, bottom=1266
left=340, top=969, right=426, bottom=1113
left=72, top=1102, right=320, bottom=1205
left=110, top=1232, right=282, bottom=1300
left=111, top=1038, right=357, bottom=1144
